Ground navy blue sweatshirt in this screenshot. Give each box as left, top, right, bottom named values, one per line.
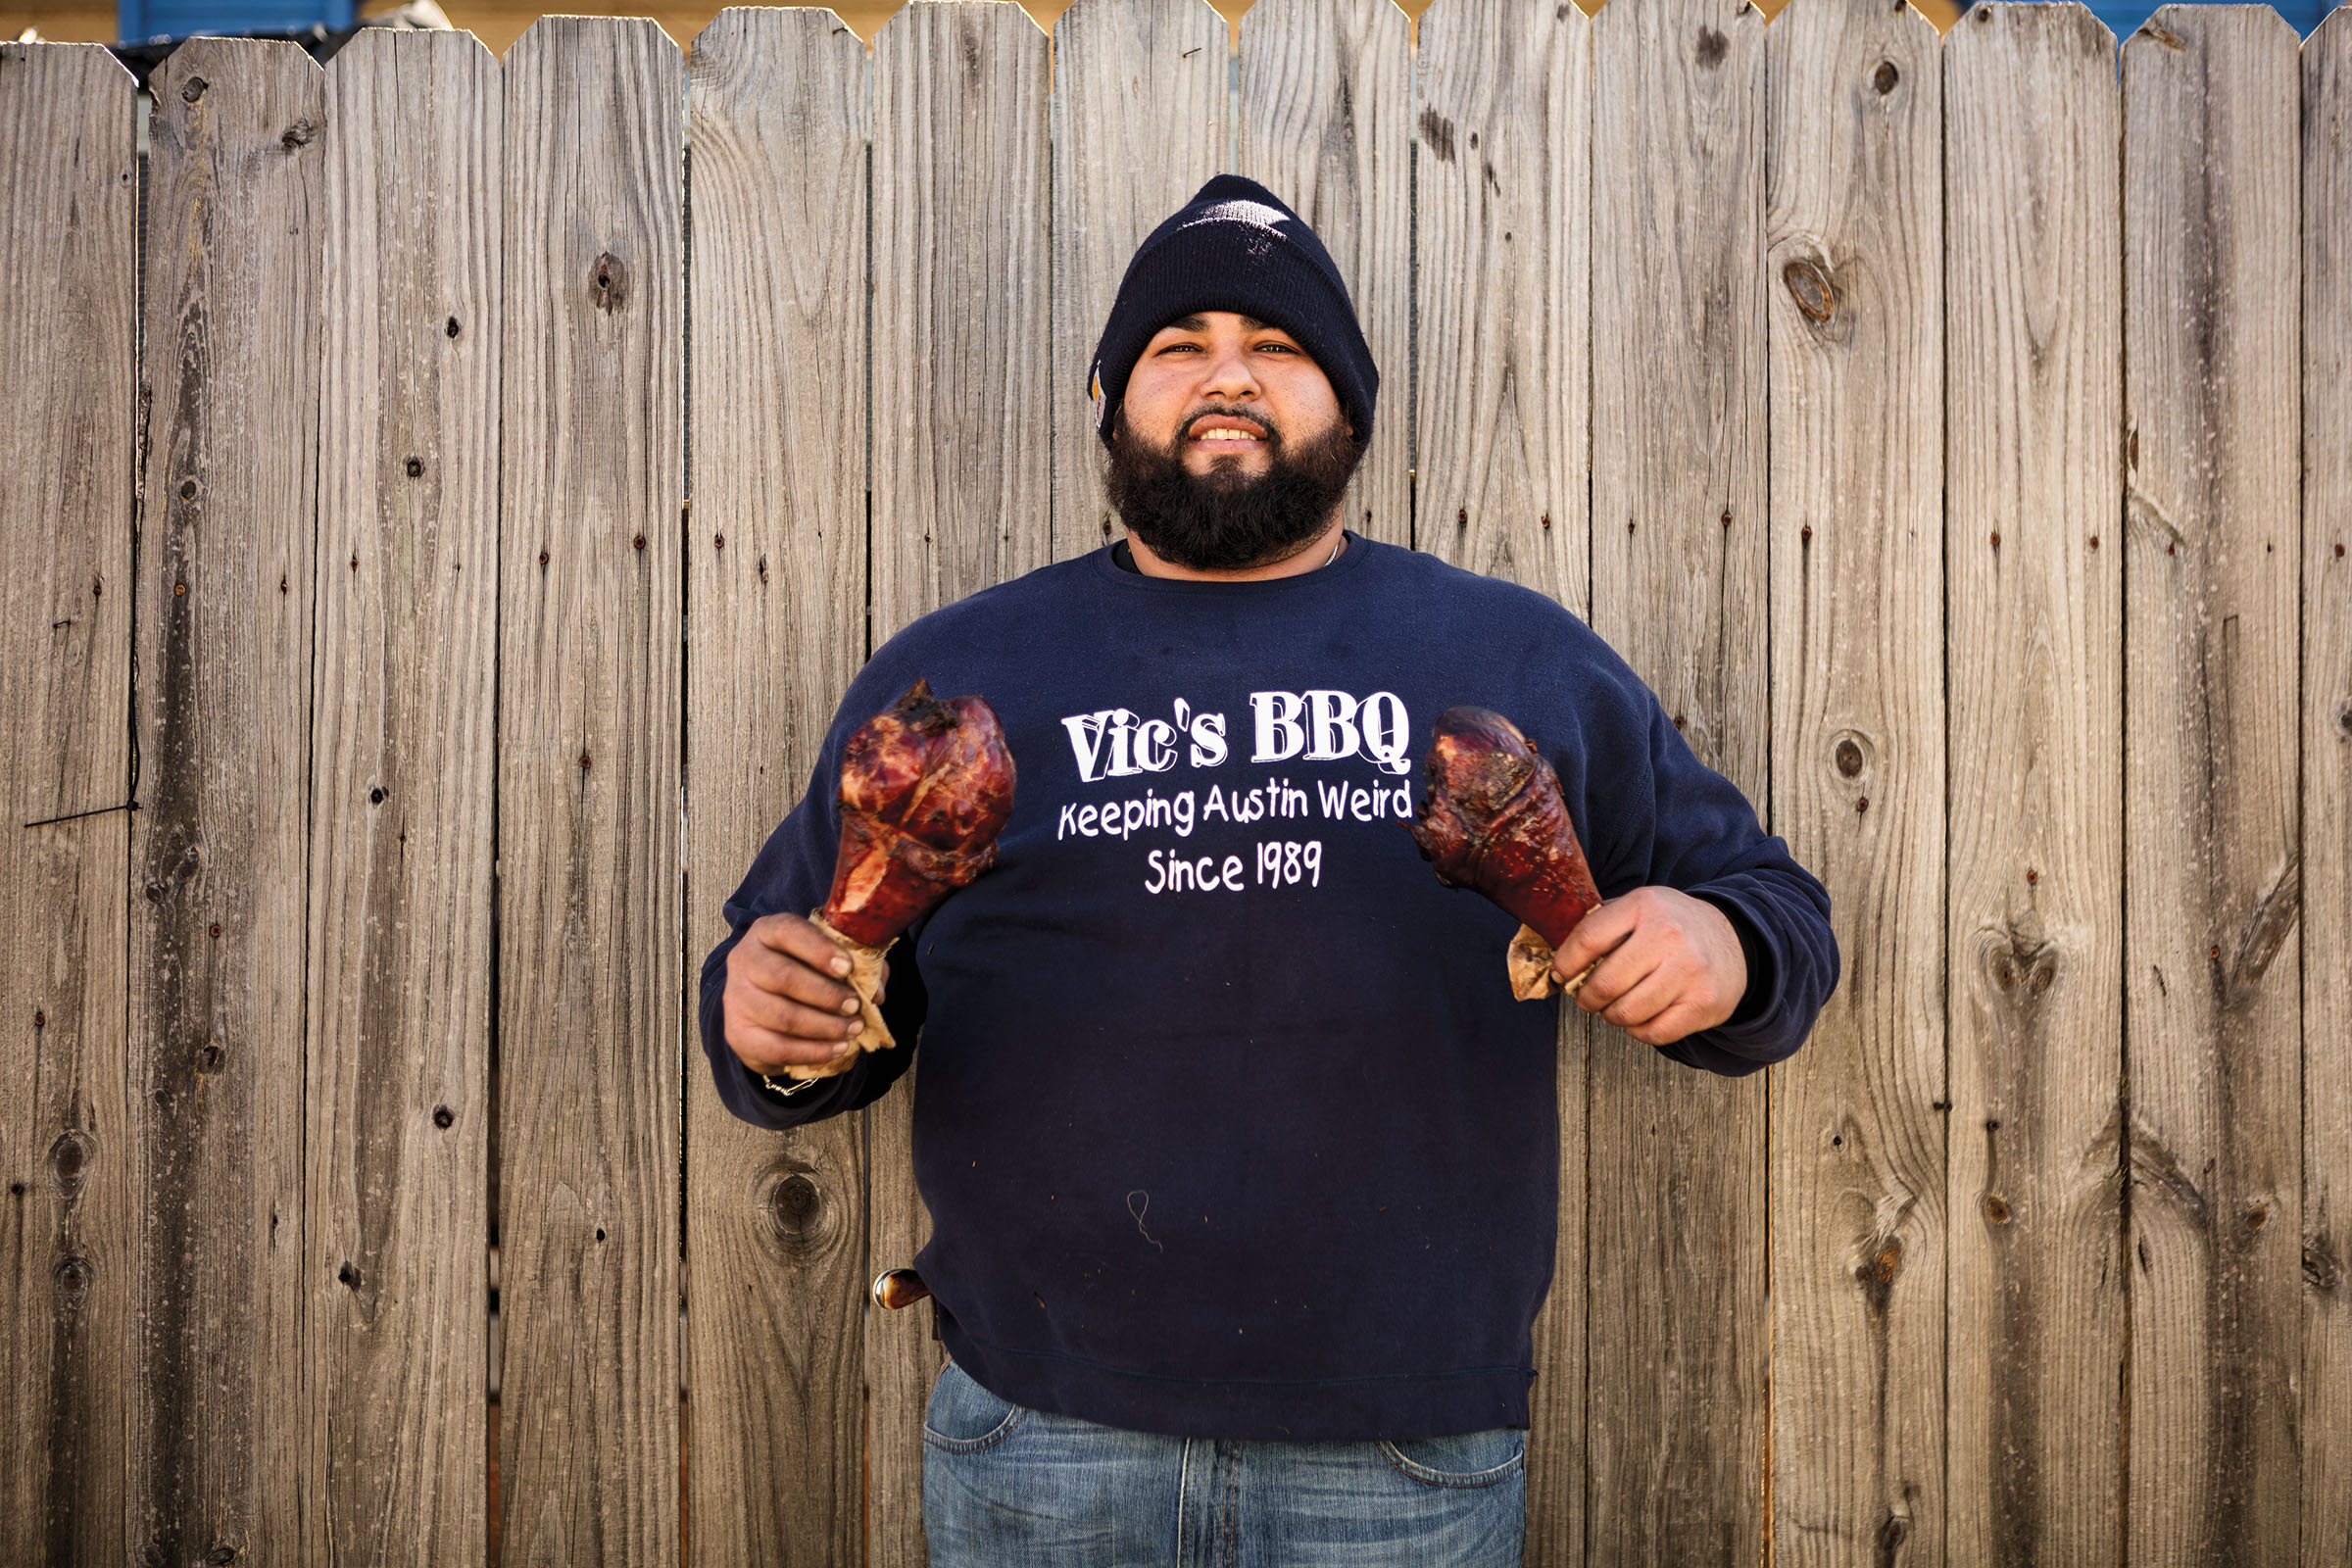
left=698, top=536, right=1838, bottom=1442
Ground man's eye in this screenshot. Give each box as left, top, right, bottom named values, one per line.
left=1254, top=342, right=1298, bottom=354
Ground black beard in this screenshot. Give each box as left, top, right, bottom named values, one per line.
left=1102, top=407, right=1362, bottom=572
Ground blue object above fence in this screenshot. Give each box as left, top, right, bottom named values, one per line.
left=119, top=0, right=354, bottom=46
left=2001, top=0, right=2340, bottom=37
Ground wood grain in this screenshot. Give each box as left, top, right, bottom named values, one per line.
left=1586, top=0, right=1768, bottom=1559
left=304, top=28, right=499, bottom=1567
left=684, top=10, right=870, bottom=1565
left=1941, top=7, right=2126, bottom=1564
left=1408, top=1, right=1591, bottom=1559
left=2303, top=16, right=2352, bottom=1565
left=0, top=40, right=135, bottom=1568
left=1049, top=0, right=1230, bottom=563
left=869, top=5, right=1052, bottom=1560
left=2122, top=8, right=2303, bottom=1563
left=128, top=39, right=324, bottom=1568
left=495, top=19, right=683, bottom=1564
left=1237, top=0, right=1410, bottom=546
left=1761, top=0, right=1944, bottom=1561
left=1413, top=0, right=1590, bottom=612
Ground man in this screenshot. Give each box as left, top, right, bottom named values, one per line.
left=701, top=175, right=1838, bottom=1564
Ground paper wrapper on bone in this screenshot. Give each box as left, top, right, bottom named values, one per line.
left=1407, top=706, right=1604, bottom=1002
left=784, top=680, right=1015, bottom=1080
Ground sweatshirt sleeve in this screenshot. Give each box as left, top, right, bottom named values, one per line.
left=697, top=662, right=935, bottom=1132
left=1580, top=689, right=1841, bottom=1078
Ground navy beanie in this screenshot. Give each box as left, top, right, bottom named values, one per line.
left=1089, top=174, right=1377, bottom=448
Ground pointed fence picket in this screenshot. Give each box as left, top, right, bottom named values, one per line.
left=0, top=4, right=2344, bottom=1564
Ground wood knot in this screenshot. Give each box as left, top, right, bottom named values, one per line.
left=1782, top=258, right=1835, bottom=324
left=590, top=252, right=629, bottom=313
left=405, top=457, right=423, bottom=478
left=48, top=1129, right=93, bottom=1197
left=180, top=75, right=207, bottom=103
left=2307, top=1235, right=2343, bottom=1293
left=432, top=1104, right=455, bottom=1128
left=767, top=1169, right=835, bottom=1252
left=279, top=118, right=317, bottom=149
left=1417, top=106, right=1457, bottom=164
left=196, top=1043, right=223, bottom=1074
left=1983, top=1193, right=2011, bottom=1225
left=1833, top=735, right=1866, bottom=778
left=1852, top=1234, right=1903, bottom=1315
left=1694, top=24, right=1728, bottom=66
left=337, top=1261, right=362, bottom=1290
left=2244, top=1202, right=2269, bottom=1231
left=1872, top=60, right=1899, bottom=94
left=446, top=316, right=462, bottom=338
left=55, top=1253, right=92, bottom=1307
left=1985, top=936, right=2057, bottom=1001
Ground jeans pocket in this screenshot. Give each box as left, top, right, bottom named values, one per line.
left=1377, top=1427, right=1527, bottom=1489
left=923, top=1359, right=1028, bottom=1455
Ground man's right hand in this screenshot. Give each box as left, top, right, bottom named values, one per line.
left=723, top=912, right=888, bottom=1076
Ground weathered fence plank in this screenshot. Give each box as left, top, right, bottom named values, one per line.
left=1587, top=0, right=1769, bottom=1558
left=1237, top=0, right=1410, bottom=546
left=0, top=40, right=135, bottom=1568
left=1050, top=0, right=1230, bottom=563
left=2304, top=14, right=2352, bottom=1565
left=683, top=9, right=869, bottom=1564
left=1413, top=0, right=1590, bottom=612
left=2122, top=7, right=2303, bottom=1563
left=1941, top=6, right=2126, bottom=1564
left=495, top=18, right=683, bottom=1563
left=128, top=39, right=324, bottom=1567
left=304, top=28, right=500, bottom=1566
left=1761, top=0, right=1944, bottom=1561
left=1408, top=0, right=1591, bottom=1558
left=869, top=5, right=1052, bottom=1560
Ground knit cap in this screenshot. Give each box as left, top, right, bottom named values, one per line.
left=1088, top=174, right=1378, bottom=448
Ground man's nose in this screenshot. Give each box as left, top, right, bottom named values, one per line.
left=1197, top=343, right=1261, bottom=401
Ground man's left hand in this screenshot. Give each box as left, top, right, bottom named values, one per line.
left=1550, top=888, right=1747, bottom=1047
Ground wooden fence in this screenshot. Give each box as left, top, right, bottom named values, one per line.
left=1, top=0, right=2346, bottom=1562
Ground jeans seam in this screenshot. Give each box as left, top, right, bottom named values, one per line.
left=1375, top=1436, right=1526, bottom=1490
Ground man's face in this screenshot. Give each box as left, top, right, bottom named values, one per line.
left=1104, top=311, right=1361, bottom=571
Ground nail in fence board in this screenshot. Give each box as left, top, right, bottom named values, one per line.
left=0, top=40, right=135, bottom=1568
left=2122, top=7, right=2303, bottom=1562
left=1408, top=0, right=1592, bottom=1557
left=1941, top=6, right=2126, bottom=1562
left=128, top=39, right=324, bottom=1567
left=684, top=9, right=869, bottom=1563
left=1586, top=0, right=1768, bottom=1557
left=304, top=28, right=500, bottom=1564
left=1761, top=0, right=1945, bottom=1560
left=495, top=18, right=683, bottom=1562
left=2304, top=11, right=2352, bottom=1564
left=1049, top=0, right=1231, bottom=564
left=868, top=5, right=1052, bottom=1560
left=1237, top=0, right=1410, bottom=547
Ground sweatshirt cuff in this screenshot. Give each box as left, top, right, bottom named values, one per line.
left=1690, top=889, right=1774, bottom=1032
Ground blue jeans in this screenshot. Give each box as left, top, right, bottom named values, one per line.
left=921, top=1359, right=1528, bottom=1566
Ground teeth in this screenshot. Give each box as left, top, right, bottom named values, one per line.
left=1197, top=427, right=1261, bottom=440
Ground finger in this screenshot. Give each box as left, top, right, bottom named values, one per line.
left=734, top=941, right=859, bottom=1015
left=1631, top=1000, right=1710, bottom=1048
left=729, top=1018, right=861, bottom=1074
left=1576, top=942, right=1660, bottom=1016
left=751, top=913, right=855, bottom=979
left=1552, top=900, right=1637, bottom=982
left=735, top=989, right=867, bottom=1045
left=874, top=957, right=891, bottom=1006
left=1600, top=964, right=1681, bottom=1030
